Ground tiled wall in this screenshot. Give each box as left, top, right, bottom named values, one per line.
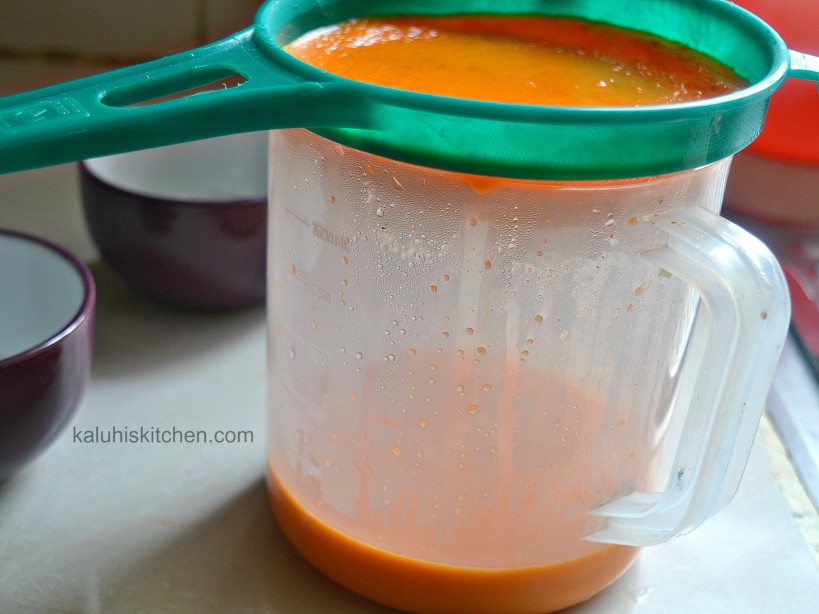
left=0, top=0, right=263, bottom=94
left=0, top=1, right=264, bottom=262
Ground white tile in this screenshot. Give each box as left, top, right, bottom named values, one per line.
left=203, top=0, right=262, bottom=41
left=0, top=1, right=50, bottom=51
left=0, top=57, right=124, bottom=97
left=0, top=0, right=199, bottom=59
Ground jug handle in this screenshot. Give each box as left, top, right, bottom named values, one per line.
left=0, top=28, right=364, bottom=174
left=588, top=207, right=790, bottom=547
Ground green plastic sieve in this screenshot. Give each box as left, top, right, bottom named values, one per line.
left=0, top=0, right=817, bottom=180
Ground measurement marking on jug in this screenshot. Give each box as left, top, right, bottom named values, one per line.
left=275, top=269, right=333, bottom=305
left=286, top=207, right=311, bottom=227
left=287, top=266, right=308, bottom=288
left=312, top=283, right=331, bottom=304
left=312, top=221, right=351, bottom=253
left=274, top=320, right=329, bottom=368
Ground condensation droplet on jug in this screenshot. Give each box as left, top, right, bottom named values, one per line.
left=468, top=404, right=479, bottom=415
left=535, top=314, right=544, bottom=324
left=465, top=327, right=474, bottom=335
left=430, top=285, right=438, bottom=293
left=476, top=346, right=487, bottom=356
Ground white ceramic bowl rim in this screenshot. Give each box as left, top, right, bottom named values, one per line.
left=0, top=230, right=95, bottom=365
left=83, top=132, right=268, bottom=203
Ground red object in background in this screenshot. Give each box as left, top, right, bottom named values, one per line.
left=784, top=264, right=819, bottom=371
left=733, top=0, right=819, bottom=165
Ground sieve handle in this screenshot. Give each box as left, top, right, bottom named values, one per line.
left=0, top=29, right=364, bottom=174
left=587, top=207, right=790, bottom=547
left=788, top=50, right=819, bottom=83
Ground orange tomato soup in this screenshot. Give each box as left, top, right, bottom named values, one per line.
left=285, top=15, right=745, bottom=107
left=268, top=468, right=638, bottom=614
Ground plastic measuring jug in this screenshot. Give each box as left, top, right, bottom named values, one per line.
left=0, top=0, right=815, bottom=612
left=267, top=129, right=784, bottom=614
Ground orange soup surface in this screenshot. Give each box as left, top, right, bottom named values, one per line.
left=285, top=15, right=747, bottom=107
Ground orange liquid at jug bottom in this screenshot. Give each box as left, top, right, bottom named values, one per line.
left=267, top=470, right=638, bottom=614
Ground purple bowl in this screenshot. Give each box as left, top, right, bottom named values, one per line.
left=0, top=229, right=95, bottom=481
left=79, top=133, right=268, bottom=311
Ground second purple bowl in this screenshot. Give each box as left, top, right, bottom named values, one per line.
left=80, top=133, right=268, bottom=311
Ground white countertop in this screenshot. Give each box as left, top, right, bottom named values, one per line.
left=1, top=163, right=818, bottom=613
